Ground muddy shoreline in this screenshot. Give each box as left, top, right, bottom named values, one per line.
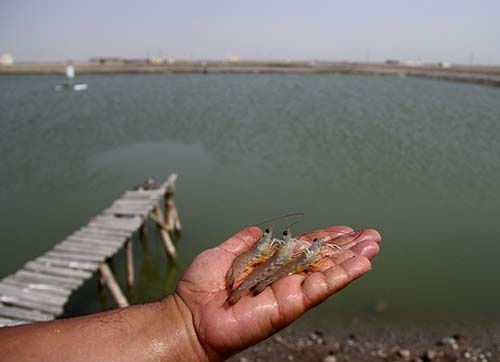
left=228, top=321, right=499, bottom=362
left=1, top=61, right=500, bottom=88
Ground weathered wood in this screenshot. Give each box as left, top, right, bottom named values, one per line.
left=93, top=215, right=143, bottom=225
left=0, top=282, right=68, bottom=306
left=70, top=231, right=125, bottom=243
left=152, top=207, right=177, bottom=261
left=0, top=174, right=181, bottom=325
left=125, top=239, right=134, bottom=288
left=172, top=205, right=182, bottom=232
left=103, top=208, right=150, bottom=217
left=24, top=261, right=93, bottom=280
left=45, top=251, right=104, bottom=263
left=55, top=242, right=116, bottom=257
left=165, top=198, right=175, bottom=230
left=123, top=190, right=164, bottom=199
left=98, top=263, right=129, bottom=308
left=0, top=317, right=30, bottom=327
left=79, top=226, right=132, bottom=238
left=88, top=221, right=139, bottom=232
left=66, top=236, right=123, bottom=247
left=150, top=211, right=173, bottom=232
left=3, top=277, right=72, bottom=297
left=91, top=218, right=143, bottom=230
left=0, top=295, right=63, bottom=315
left=15, top=270, right=82, bottom=289
left=0, top=303, right=54, bottom=322
left=35, top=257, right=98, bottom=271
left=113, top=200, right=154, bottom=207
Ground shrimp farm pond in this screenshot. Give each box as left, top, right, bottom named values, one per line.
left=1, top=73, right=499, bottom=327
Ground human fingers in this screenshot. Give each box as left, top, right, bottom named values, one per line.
left=216, top=226, right=263, bottom=256
left=301, top=254, right=372, bottom=309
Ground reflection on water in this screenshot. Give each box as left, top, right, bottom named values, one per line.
left=0, top=74, right=499, bottom=323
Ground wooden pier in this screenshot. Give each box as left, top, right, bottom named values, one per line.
left=0, top=174, right=181, bottom=327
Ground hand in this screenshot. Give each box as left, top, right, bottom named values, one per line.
left=175, top=225, right=381, bottom=361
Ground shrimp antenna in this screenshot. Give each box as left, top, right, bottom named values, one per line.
left=253, top=212, right=304, bottom=227
left=280, top=219, right=301, bottom=235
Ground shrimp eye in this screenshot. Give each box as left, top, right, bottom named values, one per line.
left=312, top=238, right=318, bottom=242
left=283, top=230, right=288, bottom=236
left=265, top=228, right=270, bottom=233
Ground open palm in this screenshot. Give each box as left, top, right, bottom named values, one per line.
left=176, top=225, right=381, bottom=361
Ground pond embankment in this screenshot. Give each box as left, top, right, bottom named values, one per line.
left=1, top=61, right=500, bottom=88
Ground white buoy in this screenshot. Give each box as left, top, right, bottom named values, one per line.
left=65, top=65, right=75, bottom=79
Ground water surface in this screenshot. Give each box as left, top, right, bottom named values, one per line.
left=1, top=74, right=499, bottom=324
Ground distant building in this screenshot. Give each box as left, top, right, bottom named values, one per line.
left=0, top=53, right=14, bottom=66
left=148, top=57, right=163, bottom=65
left=123, top=58, right=149, bottom=65
left=438, top=61, right=451, bottom=68
left=89, top=57, right=124, bottom=65
left=226, top=54, right=240, bottom=63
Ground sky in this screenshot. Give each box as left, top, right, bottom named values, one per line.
left=1, top=0, right=499, bottom=64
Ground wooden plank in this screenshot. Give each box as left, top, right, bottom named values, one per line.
left=103, top=208, right=149, bottom=217
left=58, top=240, right=118, bottom=253
left=66, top=236, right=123, bottom=247
left=79, top=226, right=131, bottom=238
left=123, top=190, right=164, bottom=199
left=90, top=218, right=140, bottom=227
left=15, top=271, right=83, bottom=289
left=45, top=251, right=103, bottom=263
left=24, top=261, right=93, bottom=280
left=35, top=256, right=98, bottom=271
left=88, top=221, right=139, bottom=232
left=55, top=242, right=116, bottom=257
left=112, top=200, right=154, bottom=207
left=90, top=217, right=143, bottom=229
left=71, top=231, right=125, bottom=242
left=3, top=277, right=72, bottom=297
left=0, top=317, right=30, bottom=327
left=99, top=263, right=129, bottom=308
left=93, top=215, right=142, bottom=224
left=0, top=303, right=54, bottom=322
left=0, top=282, right=67, bottom=306
left=0, top=295, right=63, bottom=315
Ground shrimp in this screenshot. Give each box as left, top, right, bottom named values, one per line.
left=250, top=238, right=326, bottom=295
left=227, top=227, right=306, bottom=305
left=225, top=227, right=275, bottom=289
left=251, top=231, right=361, bottom=295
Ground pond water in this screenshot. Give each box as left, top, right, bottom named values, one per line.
left=1, top=73, right=499, bottom=324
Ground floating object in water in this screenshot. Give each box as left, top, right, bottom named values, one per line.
left=55, top=65, right=88, bottom=91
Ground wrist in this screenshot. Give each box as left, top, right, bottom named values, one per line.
left=158, top=294, right=210, bottom=362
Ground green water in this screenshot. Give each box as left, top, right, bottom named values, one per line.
left=1, top=74, right=499, bottom=324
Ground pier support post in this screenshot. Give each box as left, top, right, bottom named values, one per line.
left=164, top=174, right=182, bottom=234
left=125, top=238, right=134, bottom=288
left=99, top=262, right=129, bottom=308
left=152, top=206, right=178, bottom=262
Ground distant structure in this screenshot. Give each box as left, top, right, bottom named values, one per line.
left=0, top=53, right=14, bottom=66
left=438, top=61, right=451, bottom=68
left=148, top=57, right=163, bottom=65
left=89, top=57, right=124, bottom=65
left=226, top=54, right=240, bottom=63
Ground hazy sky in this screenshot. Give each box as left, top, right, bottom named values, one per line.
left=1, top=0, right=499, bottom=64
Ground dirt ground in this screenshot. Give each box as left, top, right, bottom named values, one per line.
left=227, top=321, right=499, bottom=362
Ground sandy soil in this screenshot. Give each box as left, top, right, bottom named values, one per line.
left=227, top=321, right=499, bottom=362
